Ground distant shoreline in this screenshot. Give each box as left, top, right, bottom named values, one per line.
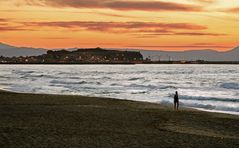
left=0, top=62, right=239, bottom=65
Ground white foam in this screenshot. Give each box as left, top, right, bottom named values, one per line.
left=0, top=64, right=238, bottom=115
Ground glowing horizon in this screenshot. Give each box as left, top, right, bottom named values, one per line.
left=0, top=0, right=239, bottom=51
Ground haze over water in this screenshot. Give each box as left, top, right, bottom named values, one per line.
left=0, top=64, right=238, bottom=115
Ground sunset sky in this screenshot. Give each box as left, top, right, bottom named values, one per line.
left=0, top=0, right=239, bottom=51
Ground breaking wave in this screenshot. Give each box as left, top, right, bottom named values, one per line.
left=180, top=95, right=239, bottom=103
left=219, top=82, right=239, bottom=90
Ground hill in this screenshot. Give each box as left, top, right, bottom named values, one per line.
left=0, top=43, right=45, bottom=57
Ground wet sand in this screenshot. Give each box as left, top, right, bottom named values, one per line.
left=0, top=90, right=238, bottom=147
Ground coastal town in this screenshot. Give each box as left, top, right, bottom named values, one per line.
left=0, top=48, right=143, bottom=64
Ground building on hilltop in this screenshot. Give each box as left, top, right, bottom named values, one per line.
left=43, top=48, right=143, bottom=63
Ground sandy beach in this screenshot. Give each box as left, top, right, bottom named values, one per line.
left=0, top=90, right=238, bottom=147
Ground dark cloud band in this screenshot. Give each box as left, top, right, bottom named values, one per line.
left=25, top=0, right=202, bottom=12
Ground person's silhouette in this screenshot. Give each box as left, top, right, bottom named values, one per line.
left=174, top=91, right=179, bottom=110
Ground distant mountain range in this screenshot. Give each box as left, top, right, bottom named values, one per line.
left=0, top=42, right=239, bottom=61
left=138, top=47, right=239, bottom=61
left=0, top=43, right=46, bottom=57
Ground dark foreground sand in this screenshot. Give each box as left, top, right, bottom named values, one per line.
left=0, top=90, right=238, bottom=148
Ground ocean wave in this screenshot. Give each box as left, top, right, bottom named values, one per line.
left=19, top=73, right=59, bottom=79
left=180, top=95, right=239, bottom=103
left=14, top=70, right=35, bottom=74
left=128, top=77, right=144, bottom=81
left=157, top=71, right=194, bottom=75
left=101, top=76, right=112, bottom=80
left=99, top=91, right=121, bottom=95
left=161, top=86, right=177, bottom=89
left=129, top=90, right=147, bottom=94
left=136, top=71, right=148, bottom=74
left=128, top=84, right=157, bottom=89
left=183, top=102, right=239, bottom=112
left=22, top=74, right=44, bottom=78
left=219, top=82, right=239, bottom=90
left=68, top=76, right=81, bottom=80
left=50, top=80, right=88, bottom=85
left=128, top=84, right=176, bottom=90
left=110, top=83, right=119, bottom=86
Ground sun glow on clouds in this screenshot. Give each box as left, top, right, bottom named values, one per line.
left=0, top=0, right=239, bottom=51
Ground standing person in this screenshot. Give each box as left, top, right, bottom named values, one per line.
left=174, top=91, right=179, bottom=110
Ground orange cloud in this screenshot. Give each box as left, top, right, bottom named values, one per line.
left=226, top=7, right=239, bottom=13
left=196, top=0, right=216, bottom=3
left=172, top=32, right=225, bottom=36
left=25, top=0, right=202, bottom=12
left=0, top=18, right=27, bottom=31
left=19, top=21, right=226, bottom=37
left=135, top=32, right=226, bottom=38
left=23, top=21, right=207, bottom=31
left=0, top=26, right=26, bottom=31
left=0, top=18, right=9, bottom=22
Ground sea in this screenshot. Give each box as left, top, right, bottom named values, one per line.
left=0, top=64, right=238, bottom=115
